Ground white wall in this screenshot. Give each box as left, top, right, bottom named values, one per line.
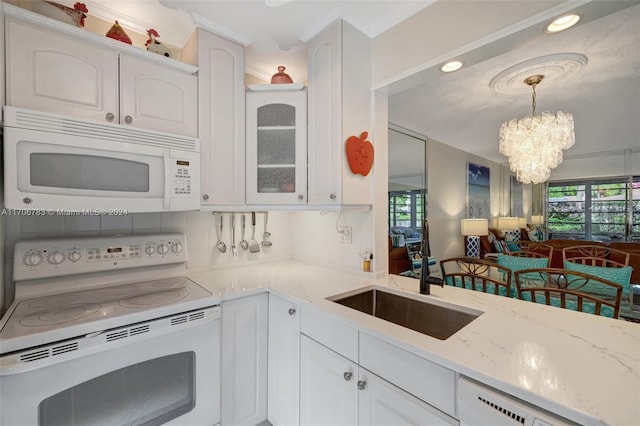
left=549, top=149, right=640, bottom=181
left=427, top=139, right=505, bottom=261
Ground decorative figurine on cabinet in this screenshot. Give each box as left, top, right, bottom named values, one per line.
left=145, top=29, right=171, bottom=57
left=40, top=1, right=88, bottom=27
left=270, top=66, right=293, bottom=84
left=105, top=20, right=132, bottom=45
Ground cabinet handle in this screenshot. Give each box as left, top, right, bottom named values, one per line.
left=357, top=380, right=367, bottom=390
left=298, top=194, right=304, bottom=200
left=124, top=115, right=133, bottom=124
left=105, top=112, right=115, bottom=122
left=343, top=372, right=353, bottom=382
left=288, top=308, right=296, bottom=316
left=202, top=194, right=210, bottom=201
left=330, top=193, right=336, bottom=200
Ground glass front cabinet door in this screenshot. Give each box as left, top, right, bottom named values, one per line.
left=246, top=89, right=307, bottom=205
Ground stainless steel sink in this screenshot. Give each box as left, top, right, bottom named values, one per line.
left=328, top=287, right=482, bottom=340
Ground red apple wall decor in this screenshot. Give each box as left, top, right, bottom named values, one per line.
left=346, top=131, right=374, bottom=176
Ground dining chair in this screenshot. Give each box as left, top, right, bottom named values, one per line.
left=440, top=257, right=512, bottom=297
left=502, top=241, right=554, bottom=259
left=562, top=245, right=630, bottom=267
left=514, top=267, right=623, bottom=318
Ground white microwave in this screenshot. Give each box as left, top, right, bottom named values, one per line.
left=2, top=107, right=200, bottom=213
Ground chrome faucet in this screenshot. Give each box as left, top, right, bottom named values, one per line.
left=419, top=218, right=443, bottom=295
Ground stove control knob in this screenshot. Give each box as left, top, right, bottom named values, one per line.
left=171, top=242, right=184, bottom=253
left=145, top=245, right=156, bottom=256
left=68, top=251, right=82, bottom=262
left=23, top=253, right=43, bottom=267
left=157, top=243, right=170, bottom=255
left=47, top=251, right=65, bottom=265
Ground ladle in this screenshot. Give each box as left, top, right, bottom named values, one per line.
left=239, top=214, right=249, bottom=250
left=216, top=214, right=226, bottom=253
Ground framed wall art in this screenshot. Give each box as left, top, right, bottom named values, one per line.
left=510, top=175, right=523, bottom=217
left=467, top=162, right=490, bottom=219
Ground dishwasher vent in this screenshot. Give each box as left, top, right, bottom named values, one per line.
left=478, top=394, right=525, bottom=424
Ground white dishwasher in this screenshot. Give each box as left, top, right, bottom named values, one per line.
left=458, top=377, right=578, bottom=426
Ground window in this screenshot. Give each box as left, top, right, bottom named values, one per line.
left=389, top=190, right=425, bottom=231
left=547, top=176, right=639, bottom=242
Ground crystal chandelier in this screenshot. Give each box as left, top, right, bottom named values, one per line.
left=499, top=75, right=575, bottom=184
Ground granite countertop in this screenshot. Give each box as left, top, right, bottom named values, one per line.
left=187, top=259, right=640, bottom=426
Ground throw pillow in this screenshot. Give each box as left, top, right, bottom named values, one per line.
left=563, top=261, right=632, bottom=298
left=498, top=255, right=549, bottom=297
left=505, top=242, right=521, bottom=252
left=493, top=240, right=504, bottom=253
left=528, top=228, right=545, bottom=242
left=522, top=293, right=615, bottom=318
left=498, top=254, right=549, bottom=271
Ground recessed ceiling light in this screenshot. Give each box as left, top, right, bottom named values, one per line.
left=441, top=60, right=463, bottom=73
left=546, top=14, right=580, bottom=33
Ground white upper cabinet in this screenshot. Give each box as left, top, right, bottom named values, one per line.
left=307, top=20, right=372, bottom=208
left=182, top=28, right=246, bottom=207
left=4, top=8, right=197, bottom=137
left=246, top=89, right=307, bottom=205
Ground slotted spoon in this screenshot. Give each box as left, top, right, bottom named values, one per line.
left=249, top=212, right=260, bottom=253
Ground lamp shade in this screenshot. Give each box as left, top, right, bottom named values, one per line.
left=497, top=216, right=520, bottom=230
left=531, top=215, right=544, bottom=225
left=518, top=217, right=527, bottom=228
left=461, top=218, right=489, bottom=236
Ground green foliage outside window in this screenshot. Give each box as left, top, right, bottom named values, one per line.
left=547, top=178, right=640, bottom=241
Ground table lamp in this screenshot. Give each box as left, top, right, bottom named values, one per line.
left=461, top=218, right=489, bottom=258
left=497, top=216, right=521, bottom=241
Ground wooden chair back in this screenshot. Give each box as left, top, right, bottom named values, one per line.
left=514, top=267, right=623, bottom=318
left=562, top=245, right=630, bottom=268
left=440, top=257, right=512, bottom=297
left=502, top=241, right=553, bottom=259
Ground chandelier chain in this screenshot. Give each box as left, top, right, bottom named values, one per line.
left=531, top=83, right=537, bottom=116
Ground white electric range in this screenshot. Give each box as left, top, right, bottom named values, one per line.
left=0, top=233, right=222, bottom=426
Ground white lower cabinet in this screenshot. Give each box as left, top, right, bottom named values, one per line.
left=300, top=335, right=457, bottom=426
left=268, top=294, right=301, bottom=426
left=358, top=369, right=457, bottom=426
left=300, top=335, right=357, bottom=426
left=221, top=293, right=268, bottom=426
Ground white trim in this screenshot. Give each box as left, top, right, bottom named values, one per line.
left=191, top=12, right=252, bottom=47
left=3, top=3, right=198, bottom=75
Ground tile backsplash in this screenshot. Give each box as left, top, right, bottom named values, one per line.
left=5, top=210, right=374, bottom=268
left=2, top=208, right=374, bottom=311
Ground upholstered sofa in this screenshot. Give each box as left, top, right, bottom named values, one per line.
left=388, top=236, right=411, bottom=275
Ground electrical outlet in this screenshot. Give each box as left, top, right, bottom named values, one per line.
left=339, top=226, right=352, bottom=244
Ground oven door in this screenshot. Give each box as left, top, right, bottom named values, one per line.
left=0, top=307, right=221, bottom=426
left=3, top=125, right=199, bottom=213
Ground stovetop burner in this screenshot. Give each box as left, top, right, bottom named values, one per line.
left=0, top=276, right=213, bottom=342
left=20, top=303, right=102, bottom=327
left=119, top=288, right=188, bottom=308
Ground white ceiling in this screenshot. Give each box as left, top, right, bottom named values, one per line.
left=388, top=2, right=640, bottom=163
left=81, top=0, right=640, bottom=164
